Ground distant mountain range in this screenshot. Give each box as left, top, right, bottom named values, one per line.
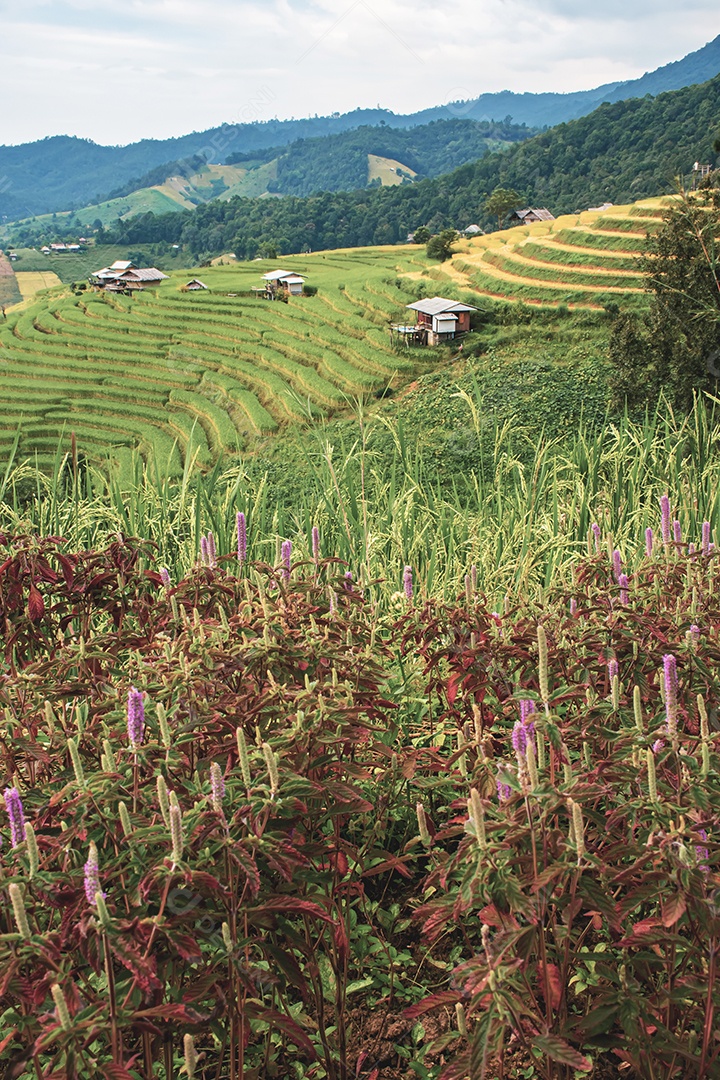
left=1, top=33, right=719, bottom=223
left=6, top=119, right=533, bottom=232
left=82, top=73, right=720, bottom=261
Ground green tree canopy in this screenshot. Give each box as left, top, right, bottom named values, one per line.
left=608, top=188, right=720, bottom=409
left=426, top=228, right=458, bottom=261
left=484, top=186, right=523, bottom=226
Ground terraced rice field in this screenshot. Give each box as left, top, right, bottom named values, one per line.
left=0, top=253, right=21, bottom=308
left=0, top=249, right=429, bottom=477
left=14, top=270, right=63, bottom=303
left=413, top=196, right=674, bottom=311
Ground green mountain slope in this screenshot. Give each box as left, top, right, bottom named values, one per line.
left=1, top=35, right=718, bottom=221
left=3, top=119, right=531, bottom=235
left=97, top=74, right=720, bottom=258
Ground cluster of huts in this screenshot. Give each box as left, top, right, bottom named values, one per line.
left=90, top=260, right=168, bottom=293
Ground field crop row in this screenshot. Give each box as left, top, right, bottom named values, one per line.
left=0, top=250, right=427, bottom=466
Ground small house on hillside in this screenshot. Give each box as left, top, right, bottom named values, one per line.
left=90, top=260, right=169, bottom=292
left=463, top=224, right=483, bottom=237
left=507, top=208, right=555, bottom=225
left=393, top=297, right=477, bottom=346
left=262, top=269, right=306, bottom=297
left=184, top=278, right=208, bottom=291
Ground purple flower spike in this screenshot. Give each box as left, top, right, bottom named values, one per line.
left=312, top=526, right=320, bottom=563
left=344, top=570, right=353, bottom=591
left=570, top=597, right=577, bottom=617
left=496, top=779, right=512, bottom=803
left=689, top=624, right=701, bottom=644
left=211, top=764, right=225, bottom=807
left=159, top=567, right=171, bottom=589
left=200, top=536, right=209, bottom=566
left=3, top=787, right=25, bottom=848
left=84, top=842, right=103, bottom=906
left=619, top=573, right=629, bottom=606
left=608, top=659, right=619, bottom=680
left=673, top=520, right=682, bottom=544
left=281, top=540, right=292, bottom=581
left=591, top=523, right=601, bottom=553
left=127, top=687, right=145, bottom=750
left=652, top=739, right=665, bottom=754
left=645, top=527, right=653, bottom=557
left=663, top=654, right=678, bottom=738
left=689, top=542, right=696, bottom=557
left=511, top=720, right=528, bottom=755
left=403, top=565, right=413, bottom=602
left=660, top=496, right=671, bottom=544
left=206, top=531, right=217, bottom=569
left=236, top=512, right=247, bottom=565
left=702, top=521, right=711, bottom=557
left=519, top=700, right=536, bottom=728
left=612, top=549, right=622, bottom=582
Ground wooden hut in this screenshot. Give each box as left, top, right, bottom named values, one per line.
left=402, top=297, right=476, bottom=345
left=262, top=269, right=306, bottom=297
left=507, top=208, right=555, bottom=225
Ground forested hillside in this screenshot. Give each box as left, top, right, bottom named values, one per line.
left=93, top=76, right=720, bottom=259
left=1, top=34, right=718, bottom=222
left=227, top=118, right=532, bottom=196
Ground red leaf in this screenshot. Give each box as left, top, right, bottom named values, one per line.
left=134, top=1003, right=208, bottom=1023
left=404, top=991, right=460, bottom=1019
left=246, top=897, right=333, bottom=922
left=27, top=584, right=45, bottom=623
left=170, top=932, right=203, bottom=962
left=360, top=854, right=413, bottom=879
left=0, top=1030, right=17, bottom=1055
left=477, top=904, right=519, bottom=929
left=662, top=893, right=687, bottom=927
left=532, top=1034, right=592, bottom=1071
left=447, top=672, right=463, bottom=705
left=110, top=937, right=161, bottom=994
left=538, top=962, right=562, bottom=1012
left=102, top=1065, right=140, bottom=1080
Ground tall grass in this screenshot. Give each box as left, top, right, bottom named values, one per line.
left=2, top=396, right=720, bottom=604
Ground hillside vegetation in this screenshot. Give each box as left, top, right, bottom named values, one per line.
left=0, top=250, right=438, bottom=477
left=1, top=34, right=718, bottom=221
left=415, top=198, right=669, bottom=310
left=0, top=192, right=669, bottom=475
left=86, top=76, right=720, bottom=260
left=3, top=119, right=531, bottom=237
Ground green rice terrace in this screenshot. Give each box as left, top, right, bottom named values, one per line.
left=0, top=249, right=446, bottom=477
left=0, top=197, right=665, bottom=476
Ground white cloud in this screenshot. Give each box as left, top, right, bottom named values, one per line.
left=0, top=0, right=717, bottom=145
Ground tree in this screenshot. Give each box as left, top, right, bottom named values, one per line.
left=412, top=226, right=430, bottom=244
left=608, top=188, right=720, bottom=409
left=426, top=229, right=458, bottom=261
left=483, top=186, right=522, bottom=227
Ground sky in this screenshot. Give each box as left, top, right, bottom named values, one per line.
left=0, top=0, right=718, bottom=147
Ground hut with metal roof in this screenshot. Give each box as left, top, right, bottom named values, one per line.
left=90, top=261, right=169, bottom=292
left=399, top=296, right=477, bottom=345
left=507, top=208, right=556, bottom=225
left=261, top=269, right=306, bottom=297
